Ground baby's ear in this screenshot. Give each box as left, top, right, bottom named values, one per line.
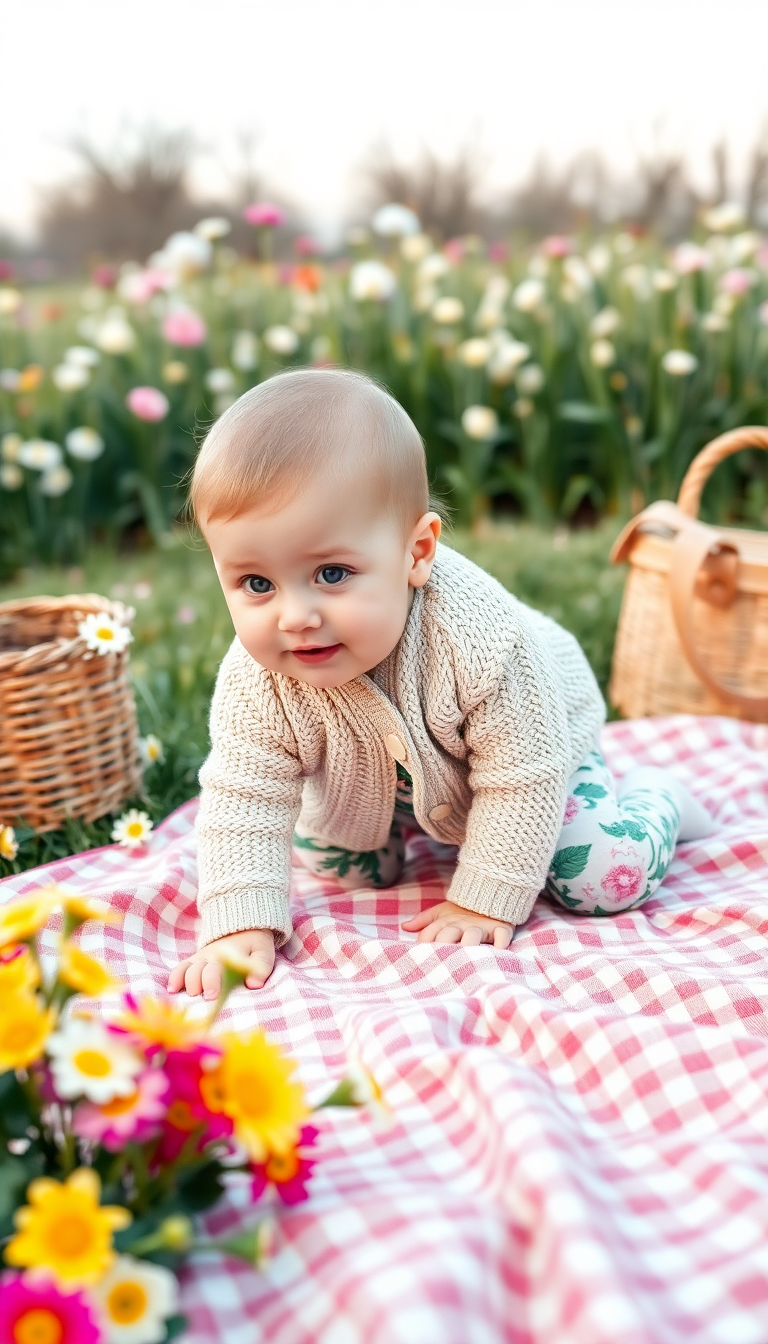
left=409, top=512, right=441, bottom=586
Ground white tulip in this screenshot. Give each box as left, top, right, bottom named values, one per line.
left=372, top=203, right=420, bottom=237
left=1, top=432, right=22, bottom=462
left=590, top=339, right=616, bottom=368
left=96, top=314, right=136, bottom=354
left=53, top=363, right=90, bottom=392
left=349, top=260, right=397, bottom=302
left=0, top=463, right=23, bottom=490
left=672, top=242, right=711, bottom=275
left=232, top=331, right=259, bottom=371
left=652, top=269, right=677, bottom=292
left=263, top=325, right=300, bottom=355
left=40, top=464, right=74, bottom=496
left=205, top=367, right=236, bottom=393
left=156, top=230, right=212, bottom=277
left=0, top=288, right=22, bottom=314
left=729, top=231, right=760, bottom=263
left=661, top=349, right=698, bottom=376
left=194, top=216, right=231, bottom=241
left=484, top=276, right=511, bottom=304
left=418, top=253, right=450, bottom=282
left=703, top=201, right=744, bottom=233
left=457, top=338, right=491, bottom=368
left=0, top=368, right=20, bottom=392
left=400, top=233, right=431, bottom=262
left=65, top=427, right=104, bottom=461
left=563, top=256, right=592, bottom=293
left=65, top=345, right=100, bottom=369
left=487, top=340, right=530, bottom=385
left=701, top=312, right=729, bottom=334
left=516, top=363, right=545, bottom=395
left=18, top=439, right=63, bottom=471
left=587, top=244, right=611, bottom=277
left=512, top=278, right=545, bottom=313
left=462, top=405, right=498, bottom=440
left=432, top=296, right=465, bottom=324
left=589, top=307, right=620, bottom=338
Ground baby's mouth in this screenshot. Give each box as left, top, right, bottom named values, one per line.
left=291, top=643, right=343, bottom=664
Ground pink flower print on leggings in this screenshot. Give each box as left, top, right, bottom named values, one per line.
left=562, top=795, right=580, bottom=826
left=601, top=863, right=645, bottom=904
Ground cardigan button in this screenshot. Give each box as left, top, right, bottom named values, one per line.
left=428, top=803, right=452, bottom=822
left=384, top=733, right=407, bottom=763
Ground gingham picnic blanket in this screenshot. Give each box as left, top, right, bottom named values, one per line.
left=3, top=714, right=768, bottom=1344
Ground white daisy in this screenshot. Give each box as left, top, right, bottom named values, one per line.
left=47, top=1018, right=143, bottom=1103
left=138, top=735, right=164, bottom=767
left=461, top=405, right=498, bottom=441
left=78, top=611, right=133, bottom=655
left=91, top=1254, right=179, bottom=1344
left=112, top=810, right=153, bottom=849
left=17, top=439, right=63, bottom=472
left=346, top=1062, right=392, bottom=1125
left=65, top=427, right=105, bottom=461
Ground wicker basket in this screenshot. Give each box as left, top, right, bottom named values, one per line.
left=609, top=427, right=768, bottom=722
left=0, top=595, right=142, bottom=833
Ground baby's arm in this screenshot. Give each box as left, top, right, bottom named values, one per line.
left=168, top=929, right=276, bottom=999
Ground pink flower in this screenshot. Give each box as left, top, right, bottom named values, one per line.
left=91, top=263, right=118, bottom=289
left=542, top=235, right=573, bottom=259
left=719, top=267, right=753, bottom=296
left=176, top=604, right=197, bottom=625
left=250, top=1124, right=318, bottom=1206
left=672, top=242, right=710, bottom=275
left=0, top=260, right=14, bottom=282
left=126, top=386, right=169, bottom=422
left=294, top=234, right=319, bottom=256
left=277, top=264, right=295, bottom=286
left=162, top=308, right=207, bottom=346
left=443, top=237, right=465, bottom=263
left=488, top=241, right=508, bottom=263
left=601, top=863, right=645, bottom=903
left=153, top=1045, right=230, bottom=1165
left=122, top=268, right=173, bottom=304
left=243, top=201, right=286, bottom=228
left=73, top=1067, right=169, bottom=1151
left=0, top=1272, right=101, bottom=1344
left=562, top=795, right=580, bottom=826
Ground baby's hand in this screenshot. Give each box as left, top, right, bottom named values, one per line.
left=402, top=901, right=515, bottom=948
left=168, top=929, right=276, bottom=1000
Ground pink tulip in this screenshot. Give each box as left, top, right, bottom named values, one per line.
left=488, top=241, right=508, bottom=263
left=92, top=263, right=118, bottom=289
left=672, top=242, right=710, bottom=275
left=277, top=264, right=294, bottom=286
left=123, top=268, right=173, bottom=304
left=162, top=308, right=207, bottom=346
left=294, top=233, right=319, bottom=256
left=542, top=235, right=573, bottom=259
left=126, top=386, right=170, bottom=422
left=443, top=237, right=465, bottom=263
left=0, top=260, right=13, bottom=281
left=243, top=201, right=286, bottom=227
left=719, top=267, right=753, bottom=296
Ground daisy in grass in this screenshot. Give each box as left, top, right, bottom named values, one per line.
left=5, top=1168, right=131, bottom=1287
left=47, top=1018, right=144, bottom=1103
left=59, top=942, right=119, bottom=996
left=0, top=1271, right=101, bottom=1344
left=74, top=1068, right=169, bottom=1151
left=115, top=993, right=203, bottom=1056
left=138, top=734, right=164, bottom=767
left=0, top=889, right=60, bottom=949
left=250, top=1124, right=319, bottom=1206
left=0, top=823, right=18, bottom=860
left=91, top=1255, right=179, bottom=1344
left=200, top=1030, right=309, bottom=1162
left=0, top=990, right=57, bottom=1071
left=0, top=943, right=39, bottom=993
left=78, top=611, right=133, bottom=655
left=111, top=810, right=153, bottom=849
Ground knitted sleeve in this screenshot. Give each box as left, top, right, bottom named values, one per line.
left=447, top=623, right=572, bottom=927
left=195, top=645, right=303, bottom=948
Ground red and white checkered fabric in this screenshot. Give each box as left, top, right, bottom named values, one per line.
left=3, top=715, right=768, bottom=1344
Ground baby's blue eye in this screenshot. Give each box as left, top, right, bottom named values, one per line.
left=317, top=566, right=349, bottom=586
left=244, top=575, right=273, bottom=595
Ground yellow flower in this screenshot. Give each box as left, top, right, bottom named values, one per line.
left=203, top=1030, right=309, bottom=1162
left=61, top=893, right=123, bottom=927
left=5, top=1167, right=131, bottom=1287
left=18, top=364, right=44, bottom=393
left=0, top=989, right=56, bottom=1070
left=58, top=942, right=119, bottom=996
left=116, top=996, right=203, bottom=1054
left=0, top=944, right=39, bottom=993
left=0, top=824, right=18, bottom=860
left=0, top=890, right=59, bottom=949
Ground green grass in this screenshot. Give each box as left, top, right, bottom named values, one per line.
left=0, top=522, right=625, bottom=877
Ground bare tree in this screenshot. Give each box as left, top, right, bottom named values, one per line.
left=361, top=142, right=488, bottom=239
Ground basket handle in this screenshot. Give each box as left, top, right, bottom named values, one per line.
left=677, top=426, right=768, bottom=516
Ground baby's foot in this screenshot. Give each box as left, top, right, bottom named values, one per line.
left=618, top=766, right=716, bottom=842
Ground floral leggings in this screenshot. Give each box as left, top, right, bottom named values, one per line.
left=293, top=748, right=681, bottom=918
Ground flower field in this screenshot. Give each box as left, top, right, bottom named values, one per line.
left=2, top=202, right=768, bottom=571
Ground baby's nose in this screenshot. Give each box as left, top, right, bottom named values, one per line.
left=277, top=592, right=322, bottom=631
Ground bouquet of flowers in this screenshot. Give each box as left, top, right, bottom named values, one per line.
left=0, top=886, right=381, bottom=1343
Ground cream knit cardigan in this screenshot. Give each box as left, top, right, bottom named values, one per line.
left=196, top=542, right=605, bottom=946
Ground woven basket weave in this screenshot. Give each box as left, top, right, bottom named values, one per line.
left=0, top=595, right=142, bottom=833
left=609, top=427, right=768, bottom=722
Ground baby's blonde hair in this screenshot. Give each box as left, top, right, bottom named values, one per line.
left=190, top=367, right=431, bottom=533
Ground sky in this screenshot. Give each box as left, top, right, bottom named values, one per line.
left=2, top=0, right=768, bottom=240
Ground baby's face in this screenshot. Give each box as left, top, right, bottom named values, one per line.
left=206, top=472, right=440, bottom=688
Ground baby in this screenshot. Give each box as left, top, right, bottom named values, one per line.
left=170, top=368, right=712, bottom=1000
